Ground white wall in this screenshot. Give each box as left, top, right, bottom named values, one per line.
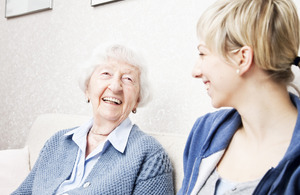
left=1, top=0, right=300, bottom=149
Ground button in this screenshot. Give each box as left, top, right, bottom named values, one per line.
left=83, top=182, right=91, bottom=188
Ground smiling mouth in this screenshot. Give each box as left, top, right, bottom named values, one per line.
left=102, top=97, right=122, bottom=105
left=203, top=80, right=210, bottom=89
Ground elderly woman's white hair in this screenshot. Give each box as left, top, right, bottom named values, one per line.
left=78, top=43, right=152, bottom=107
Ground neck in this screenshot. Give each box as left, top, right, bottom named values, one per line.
left=236, top=87, right=297, bottom=142
left=89, top=130, right=110, bottom=136
left=91, top=116, right=123, bottom=136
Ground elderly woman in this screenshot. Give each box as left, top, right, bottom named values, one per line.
left=179, top=0, right=300, bottom=194
left=12, top=44, right=174, bottom=195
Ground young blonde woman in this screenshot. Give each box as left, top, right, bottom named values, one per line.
left=179, top=0, right=300, bottom=194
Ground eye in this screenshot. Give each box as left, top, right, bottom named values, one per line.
left=122, top=75, right=134, bottom=84
left=126, top=77, right=132, bottom=81
left=197, top=45, right=209, bottom=58
left=99, top=71, right=111, bottom=78
left=198, top=52, right=206, bottom=60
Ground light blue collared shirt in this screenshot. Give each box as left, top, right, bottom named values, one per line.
left=56, top=117, right=133, bottom=195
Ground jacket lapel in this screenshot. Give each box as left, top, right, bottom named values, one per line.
left=190, top=150, right=224, bottom=195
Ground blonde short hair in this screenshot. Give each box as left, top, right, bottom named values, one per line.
left=78, top=43, right=151, bottom=107
left=197, top=0, right=300, bottom=84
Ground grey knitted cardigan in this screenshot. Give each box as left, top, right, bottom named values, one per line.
left=12, top=125, right=174, bottom=195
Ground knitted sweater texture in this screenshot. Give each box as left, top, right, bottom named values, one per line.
left=12, top=125, right=174, bottom=195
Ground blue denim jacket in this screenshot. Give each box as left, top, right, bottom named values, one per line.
left=178, top=93, right=300, bottom=195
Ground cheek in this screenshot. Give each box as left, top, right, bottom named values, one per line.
left=134, top=86, right=140, bottom=102
left=88, top=81, right=106, bottom=99
left=201, top=57, right=215, bottom=73
left=126, top=87, right=140, bottom=104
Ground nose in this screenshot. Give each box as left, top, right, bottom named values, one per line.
left=191, top=60, right=202, bottom=78
left=108, top=77, right=122, bottom=93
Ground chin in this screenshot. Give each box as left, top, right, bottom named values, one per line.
left=95, top=111, right=122, bottom=123
left=105, top=115, right=123, bottom=122
left=210, top=99, right=223, bottom=109
left=211, top=104, right=222, bottom=109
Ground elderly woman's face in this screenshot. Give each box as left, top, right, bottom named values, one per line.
left=86, top=59, right=140, bottom=125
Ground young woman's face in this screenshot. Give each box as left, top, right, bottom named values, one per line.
left=192, top=40, right=239, bottom=108
left=86, top=59, right=140, bottom=125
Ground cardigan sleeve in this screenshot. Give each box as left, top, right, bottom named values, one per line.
left=10, top=129, right=71, bottom=195
left=10, top=141, right=48, bottom=195
left=133, top=148, right=174, bottom=195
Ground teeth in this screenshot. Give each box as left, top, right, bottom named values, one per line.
left=103, top=97, right=122, bottom=105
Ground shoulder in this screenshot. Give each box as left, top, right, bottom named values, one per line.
left=128, top=125, right=164, bottom=152
left=128, top=126, right=173, bottom=181
left=40, top=127, right=78, bottom=152
left=195, top=108, right=237, bottom=124
left=30, top=127, right=79, bottom=172
left=184, top=109, right=239, bottom=157
left=127, top=125, right=171, bottom=166
left=46, top=127, right=76, bottom=141
left=191, top=108, right=237, bottom=135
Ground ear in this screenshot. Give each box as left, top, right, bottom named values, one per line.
left=236, top=46, right=253, bottom=75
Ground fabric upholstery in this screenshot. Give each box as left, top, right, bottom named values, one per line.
left=0, top=147, right=30, bottom=195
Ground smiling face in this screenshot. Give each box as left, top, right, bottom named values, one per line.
left=86, top=58, right=140, bottom=126
left=192, top=41, right=240, bottom=108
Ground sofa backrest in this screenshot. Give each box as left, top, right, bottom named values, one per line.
left=26, top=113, right=187, bottom=193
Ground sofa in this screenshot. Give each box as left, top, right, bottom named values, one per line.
left=0, top=113, right=188, bottom=195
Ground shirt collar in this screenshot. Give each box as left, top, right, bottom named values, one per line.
left=107, top=117, right=133, bottom=153
left=64, top=117, right=133, bottom=154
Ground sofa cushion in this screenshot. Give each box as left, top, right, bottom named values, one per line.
left=0, top=146, right=30, bottom=195
left=27, top=113, right=90, bottom=168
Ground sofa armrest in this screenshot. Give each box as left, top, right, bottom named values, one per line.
left=27, top=113, right=91, bottom=168
left=0, top=147, right=30, bottom=195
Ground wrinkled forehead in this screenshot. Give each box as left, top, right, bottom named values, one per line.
left=97, top=58, right=141, bottom=74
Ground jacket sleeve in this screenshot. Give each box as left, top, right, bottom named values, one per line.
left=133, top=148, right=174, bottom=195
